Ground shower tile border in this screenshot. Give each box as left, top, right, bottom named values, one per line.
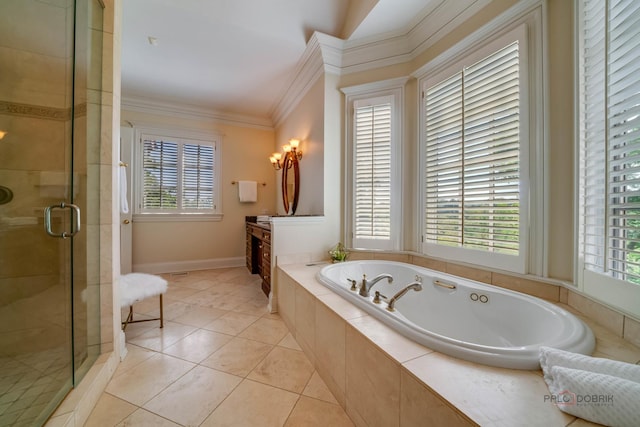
left=0, top=100, right=88, bottom=121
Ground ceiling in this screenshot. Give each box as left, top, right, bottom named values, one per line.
left=121, top=0, right=437, bottom=122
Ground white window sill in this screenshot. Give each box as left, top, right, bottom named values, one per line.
left=133, top=213, right=223, bottom=223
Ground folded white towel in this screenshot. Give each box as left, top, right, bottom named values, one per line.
left=540, top=346, right=640, bottom=384
left=544, top=365, right=640, bottom=427
left=238, top=180, right=257, bottom=203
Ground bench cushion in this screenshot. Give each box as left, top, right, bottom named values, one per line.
left=119, top=273, right=168, bottom=307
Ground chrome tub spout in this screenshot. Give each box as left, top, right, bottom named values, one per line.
left=359, top=273, right=393, bottom=297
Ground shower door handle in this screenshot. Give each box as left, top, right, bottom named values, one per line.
left=44, top=202, right=81, bottom=238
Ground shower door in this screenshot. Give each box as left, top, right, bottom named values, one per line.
left=0, top=0, right=103, bottom=425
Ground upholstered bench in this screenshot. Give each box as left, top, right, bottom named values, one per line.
left=119, top=273, right=168, bottom=330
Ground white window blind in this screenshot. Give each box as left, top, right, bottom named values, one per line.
left=182, top=143, right=214, bottom=209
left=354, top=99, right=392, bottom=242
left=424, top=41, right=521, bottom=256
left=140, top=135, right=216, bottom=214
left=142, top=139, right=179, bottom=210
left=579, top=0, right=640, bottom=285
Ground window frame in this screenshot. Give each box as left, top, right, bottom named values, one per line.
left=132, top=128, right=223, bottom=222
left=575, top=0, right=640, bottom=316
left=416, top=18, right=544, bottom=275
left=342, top=78, right=407, bottom=251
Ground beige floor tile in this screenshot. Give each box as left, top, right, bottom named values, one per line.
left=162, top=329, right=233, bottom=363
left=200, top=379, right=299, bottom=427
left=278, top=333, right=302, bottom=351
left=94, top=268, right=363, bottom=427
left=216, top=268, right=254, bottom=282
left=248, top=346, right=314, bottom=393
left=116, top=408, right=180, bottom=426
left=239, top=317, right=289, bottom=345
left=127, top=321, right=198, bottom=352
left=231, top=297, right=270, bottom=317
left=182, top=286, right=233, bottom=303
left=173, top=278, right=216, bottom=290
left=121, top=314, right=158, bottom=340
left=113, top=344, right=156, bottom=378
left=230, top=284, right=267, bottom=299
left=185, top=290, right=252, bottom=311
left=171, top=306, right=228, bottom=328
left=201, top=337, right=273, bottom=377
left=303, top=371, right=338, bottom=404
left=202, top=311, right=260, bottom=335
left=208, top=281, right=248, bottom=295
left=105, top=353, right=195, bottom=406
left=146, top=301, right=196, bottom=321
left=205, top=294, right=253, bottom=311
left=85, top=393, right=137, bottom=427
left=163, top=286, right=202, bottom=302
left=143, top=365, right=242, bottom=426
left=284, top=396, right=354, bottom=427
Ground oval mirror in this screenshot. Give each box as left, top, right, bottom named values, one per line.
left=281, top=155, right=300, bottom=215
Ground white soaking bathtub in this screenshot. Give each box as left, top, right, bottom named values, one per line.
left=317, top=260, right=595, bottom=370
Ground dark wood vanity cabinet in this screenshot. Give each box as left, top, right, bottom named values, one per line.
left=246, top=221, right=271, bottom=297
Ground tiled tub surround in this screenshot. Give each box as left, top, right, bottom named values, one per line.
left=316, top=261, right=595, bottom=370
left=277, top=263, right=640, bottom=427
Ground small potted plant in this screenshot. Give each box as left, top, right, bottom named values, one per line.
left=329, top=242, right=349, bottom=263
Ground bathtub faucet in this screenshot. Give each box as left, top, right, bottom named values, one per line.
left=387, top=282, right=422, bottom=311
left=359, top=273, right=393, bottom=297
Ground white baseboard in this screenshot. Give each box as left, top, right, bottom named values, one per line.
left=132, top=257, right=245, bottom=274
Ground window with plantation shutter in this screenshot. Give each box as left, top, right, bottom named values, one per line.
left=343, top=83, right=403, bottom=251
left=136, top=133, right=220, bottom=219
left=421, top=27, right=529, bottom=273
left=182, top=143, right=214, bottom=209
left=354, top=98, right=392, bottom=243
left=577, top=0, right=640, bottom=314
left=142, top=139, right=179, bottom=210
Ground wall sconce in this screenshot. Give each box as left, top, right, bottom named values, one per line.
left=269, top=138, right=303, bottom=170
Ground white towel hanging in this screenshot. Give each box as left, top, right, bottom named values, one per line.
left=120, top=164, right=129, bottom=213
left=238, top=180, right=257, bottom=202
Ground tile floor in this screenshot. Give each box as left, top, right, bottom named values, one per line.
left=85, top=267, right=354, bottom=427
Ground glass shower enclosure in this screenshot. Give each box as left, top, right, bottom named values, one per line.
left=0, top=0, right=103, bottom=425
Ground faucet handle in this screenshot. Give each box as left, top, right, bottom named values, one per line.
left=347, top=278, right=358, bottom=291
left=373, top=291, right=387, bottom=304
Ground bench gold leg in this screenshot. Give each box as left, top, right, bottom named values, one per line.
left=121, top=294, right=165, bottom=330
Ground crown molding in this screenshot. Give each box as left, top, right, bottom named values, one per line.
left=338, top=0, right=492, bottom=75
left=121, top=95, right=274, bottom=130
left=271, top=0, right=535, bottom=125
left=411, top=0, right=542, bottom=78
left=271, top=32, right=345, bottom=128
left=271, top=0, right=493, bottom=125
left=406, top=0, right=492, bottom=58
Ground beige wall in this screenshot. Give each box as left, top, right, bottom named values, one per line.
left=122, top=109, right=276, bottom=268
left=274, top=77, right=326, bottom=215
